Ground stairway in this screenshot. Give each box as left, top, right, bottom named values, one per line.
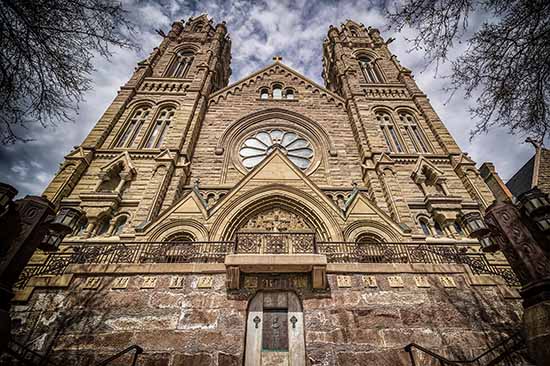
left=404, top=331, right=534, bottom=365
left=2, top=339, right=143, bottom=366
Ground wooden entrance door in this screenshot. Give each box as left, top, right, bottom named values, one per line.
left=245, top=292, right=305, bottom=366
left=262, top=309, right=289, bottom=351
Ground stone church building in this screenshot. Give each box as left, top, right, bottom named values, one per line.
left=10, top=15, right=524, bottom=366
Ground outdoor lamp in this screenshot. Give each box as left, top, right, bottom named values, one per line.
left=39, top=208, right=83, bottom=251
left=457, top=212, right=490, bottom=238
left=0, top=182, right=17, bottom=217
left=54, top=207, right=83, bottom=232
left=533, top=214, right=550, bottom=233
left=518, top=187, right=550, bottom=217
left=478, top=235, right=500, bottom=253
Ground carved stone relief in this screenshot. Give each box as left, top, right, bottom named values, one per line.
left=241, top=207, right=310, bottom=232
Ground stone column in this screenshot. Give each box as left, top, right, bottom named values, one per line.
left=485, top=201, right=550, bottom=366
left=523, top=301, right=550, bottom=366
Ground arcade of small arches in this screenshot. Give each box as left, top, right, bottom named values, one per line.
left=259, top=84, right=296, bottom=100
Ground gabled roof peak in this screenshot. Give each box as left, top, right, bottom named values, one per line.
left=208, top=60, right=345, bottom=109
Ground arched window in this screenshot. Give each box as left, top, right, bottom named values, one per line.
left=168, top=50, right=194, bottom=78
left=434, top=222, right=444, bottom=236
left=260, top=88, right=269, bottom=99
left=356, top=233, right=383, bottom=244
left=285, top=89, right=295, bottom=99
left=145, top=107, right=175, bottom=148
left=192, top=22, right=204, bottom=32
left=163, top=233, right=196, bottom=263
left=116, top=106, right=150, bottom=148
left=95, top=216, right=111, bottom=236
left=74, top=217, right=88, bottom=236
left=113, top=216, right=128, bottom=236
left=355, top=233, right=385, bottom=262
left=453, top=222, right=464, bottom=236
left=272, top=84, right=283, bottom=99
left=419, top=219, right=431, bottom=236
left=358, top=56, right=383, bottom=83
left=399, top=112, right=430, bottom=153
left=376, top=111, right=404, bottom=152
left=165, top=232, right=195, bottom=242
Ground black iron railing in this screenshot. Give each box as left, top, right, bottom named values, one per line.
left=404, top=331, right=527, bottom=365
left=15, top=236, right=519, bottom=288
left=4, top=339, right=143, bottom=366
left=317, top=241, right=520, bottom=286
left=16, top=241, right=232, bottom=288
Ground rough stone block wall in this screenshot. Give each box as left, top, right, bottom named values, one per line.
left=8, top=272, right=522, bottom=366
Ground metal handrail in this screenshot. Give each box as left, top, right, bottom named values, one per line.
left=3, top=340, right=144, bottom=366
left=404, top=331, right=525, bottom=366
left=5, top=339, right=59, bottom=366
left=95, top=345, right=143, bottom=366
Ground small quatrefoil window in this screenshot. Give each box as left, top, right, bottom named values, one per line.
left=239, top=129, right=314, bottom=170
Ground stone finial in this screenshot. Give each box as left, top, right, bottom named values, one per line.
left=273, top=56, right=283, bottom=62
left=194, top=177, right=200, bottom=189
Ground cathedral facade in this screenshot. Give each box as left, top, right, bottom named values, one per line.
left=11, top=15, right=523, bottom=365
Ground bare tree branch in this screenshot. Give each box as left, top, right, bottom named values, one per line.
left=0, top=0, right=138, bottom=144
left=387, top=0, right=550, bottom=142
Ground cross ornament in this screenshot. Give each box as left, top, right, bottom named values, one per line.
left=253, top=316, right=261, bottom=329
left=290, top=315, right=298, bottom=329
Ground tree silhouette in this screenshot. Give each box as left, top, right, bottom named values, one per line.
left=0, top=0, right=137, bottom=144
left=387, top=0, right=550, bottom=142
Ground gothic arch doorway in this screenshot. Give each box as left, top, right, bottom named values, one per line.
left=245, top=291, right=306, bottom=366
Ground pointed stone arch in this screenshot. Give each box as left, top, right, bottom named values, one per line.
left=211, top=185, right=343, bottom=242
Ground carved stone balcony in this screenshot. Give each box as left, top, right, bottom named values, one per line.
left=225, top=231, right=327, bottom=290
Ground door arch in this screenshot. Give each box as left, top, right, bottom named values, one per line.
left=245, top=291, right=306, bottom=366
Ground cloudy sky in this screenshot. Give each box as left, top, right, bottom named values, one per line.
left=0, top=0, right=539, bottom=197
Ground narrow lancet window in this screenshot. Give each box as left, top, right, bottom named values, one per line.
left=146, top=107, right=175, bottom=148
left=376, top=111, right=404, bottom=152
left=116, top=106, right=150, bottom=148
left=168, top=50, right=194, bottom=78
left=273, top=84, right=283, bottom=99
left=399, top=112, right=430, bottom=153
left=359, top=56, right=383, bottom=83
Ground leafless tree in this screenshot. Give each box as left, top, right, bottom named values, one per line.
left=387, top=0, right=550, bottom=142
left=0, top=0, right=137, bottom=144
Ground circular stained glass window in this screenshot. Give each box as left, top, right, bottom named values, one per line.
left=239, top=129, right=314, bottom=170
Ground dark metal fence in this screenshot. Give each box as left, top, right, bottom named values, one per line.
left=318, top=241, right=519, bottom=286
left=15, top=237, right=519, bottom=288
left=16, top=241, right=232, bottom=288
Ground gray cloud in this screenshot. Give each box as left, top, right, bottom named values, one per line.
left=0, top=0, right=535, bottom=197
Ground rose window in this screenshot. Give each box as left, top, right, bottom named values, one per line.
left=239, top=129, right=314, bottom=170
